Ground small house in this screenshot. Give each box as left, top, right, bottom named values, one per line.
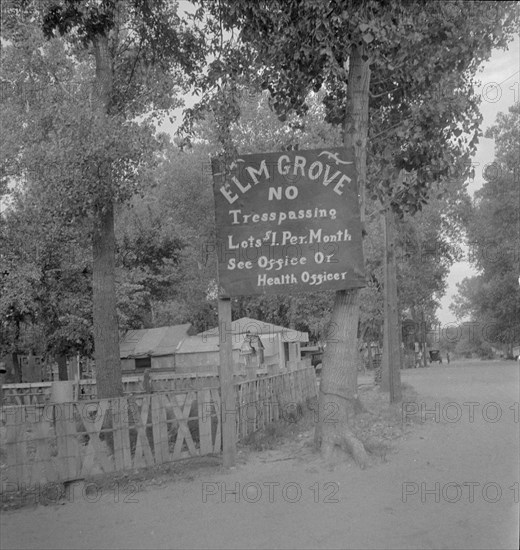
left=119, top=324, right=193, bottom=372
left=172, top=334, right=241, bottom=374
left=175, top=317, right=309, bottom=375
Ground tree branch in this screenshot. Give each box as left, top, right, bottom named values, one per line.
left=369, top=87, right=399, bottom=99
left=370, top=117, right=413, bottom=142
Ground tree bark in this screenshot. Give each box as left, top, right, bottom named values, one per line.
left=92, top=201, right=122, bottom=398
left=421, top=308, right=427, bottom=368
left=57, top=354, right=68, bottom=381
left=315, top=290, right=368, bottom=467
left=314, top=44, right=370, bottom=466
left=91, top=34, right=122, bottom=398
left=26, top=352, right=38, bottom=382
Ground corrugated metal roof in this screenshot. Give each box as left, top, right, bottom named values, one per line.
left=120, top=324, right=192, bottom=358
left=198, top=317, right=308, bottom=343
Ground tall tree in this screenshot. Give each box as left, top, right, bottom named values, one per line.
left=190, top=0, right=518, bottom=465
left=452, top=103, right=520, bottom=351
left=0, top=190, right=93, bottom=373
left=1, top=0, right=205, bottom=397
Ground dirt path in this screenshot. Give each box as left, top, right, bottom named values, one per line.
left=1, top=360, right=518, bottom=549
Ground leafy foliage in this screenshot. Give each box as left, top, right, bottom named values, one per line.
left=0, top=189, right=93, bottom=359
left=0, top=1, right=212, bottom=392
left=451, top=103, right=520, bottom=347
left=191, top=0, right=518, bottom=215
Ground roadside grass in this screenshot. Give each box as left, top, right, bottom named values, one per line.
left=240, top=396, right=318, bottom=452
left=352, top=382, right=421, bottom=461
left=240, top=383, right=423, bottom=463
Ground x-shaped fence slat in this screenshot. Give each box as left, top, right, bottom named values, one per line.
left=79, top=401, right=113, bottom=476
left=132, top=395, right=154, bottom=468
left=171, top=392, right=197, bottom=457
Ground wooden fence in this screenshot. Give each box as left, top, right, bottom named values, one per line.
left=0, top=388, right=221, bottom=489
left=1, top=382, right=54, bottom=407
left=234, top=366, right=318, bottom=441
left=2, top=360, right=312, bottom=407
left=1, top=373, right=246, bottom=406
left=0, top=367, right=317, bottom=490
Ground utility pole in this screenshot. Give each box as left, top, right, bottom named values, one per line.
left=381, top=200, right=402, bottom=402
left=421, top=309, right=428, bottom=368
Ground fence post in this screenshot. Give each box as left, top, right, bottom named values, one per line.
left=143, top=369, right=151, bottom=394
left=218, top=298, right=236, bottom=467
left=0, top=362, right=6, bottom=406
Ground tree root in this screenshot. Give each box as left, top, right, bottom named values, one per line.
left=340, top=429, right=369, bottom=469
left=316, top=390, right=370, bottom=469
left=318, top=423, right=369, bottom=469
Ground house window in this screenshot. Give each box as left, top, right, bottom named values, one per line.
left=135, top=357, right=151, bottom=369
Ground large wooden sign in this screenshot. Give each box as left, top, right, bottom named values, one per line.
left=212, top=147, right=365, bottom=297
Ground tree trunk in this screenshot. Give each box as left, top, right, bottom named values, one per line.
left=90, top=35, right=122, bottom=398
left=12, top=322, right=22, bottom=383
left=314, top=44, right=370, bottom=466
left=381, top=206, right=402, bottom=401
left=26, top=352, right=38, bottom=382
left=11, top=352, right=21, bottom=383
left=57, top=354, right=68, bottom=381
left=92, top=202, right=122, bottom=398
left=422, top=309, right=427, bottom=368
left=315, top=290, right=368, bottom=467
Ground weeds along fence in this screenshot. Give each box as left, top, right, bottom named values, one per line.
left=0, top=367, right=317, bottom=490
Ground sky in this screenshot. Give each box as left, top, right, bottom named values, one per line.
left=435, top=34, right=520, bottom=326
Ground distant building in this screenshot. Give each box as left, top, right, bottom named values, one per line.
left=119, top=324, right=193, bottom=372
left=173, top=334, right=242, bottom=374
left=175, top=317, right=309, bottom=375
left=119, top=318, right=310, bottom=375
left=513, top=345, right=520, bottom=360
left=0, top=353, right=43, bottom=383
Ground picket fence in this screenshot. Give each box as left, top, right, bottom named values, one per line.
left=0, top=367, right=317, bottom=490
left=235, top=366, right=317, bottom=441
left=1, top=373, right=249, bottom=406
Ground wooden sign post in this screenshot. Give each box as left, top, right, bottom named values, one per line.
left=381, top=205, right=402, bottom=402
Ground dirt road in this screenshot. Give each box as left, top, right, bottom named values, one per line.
left=1, top=360, right=518, bottom=549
